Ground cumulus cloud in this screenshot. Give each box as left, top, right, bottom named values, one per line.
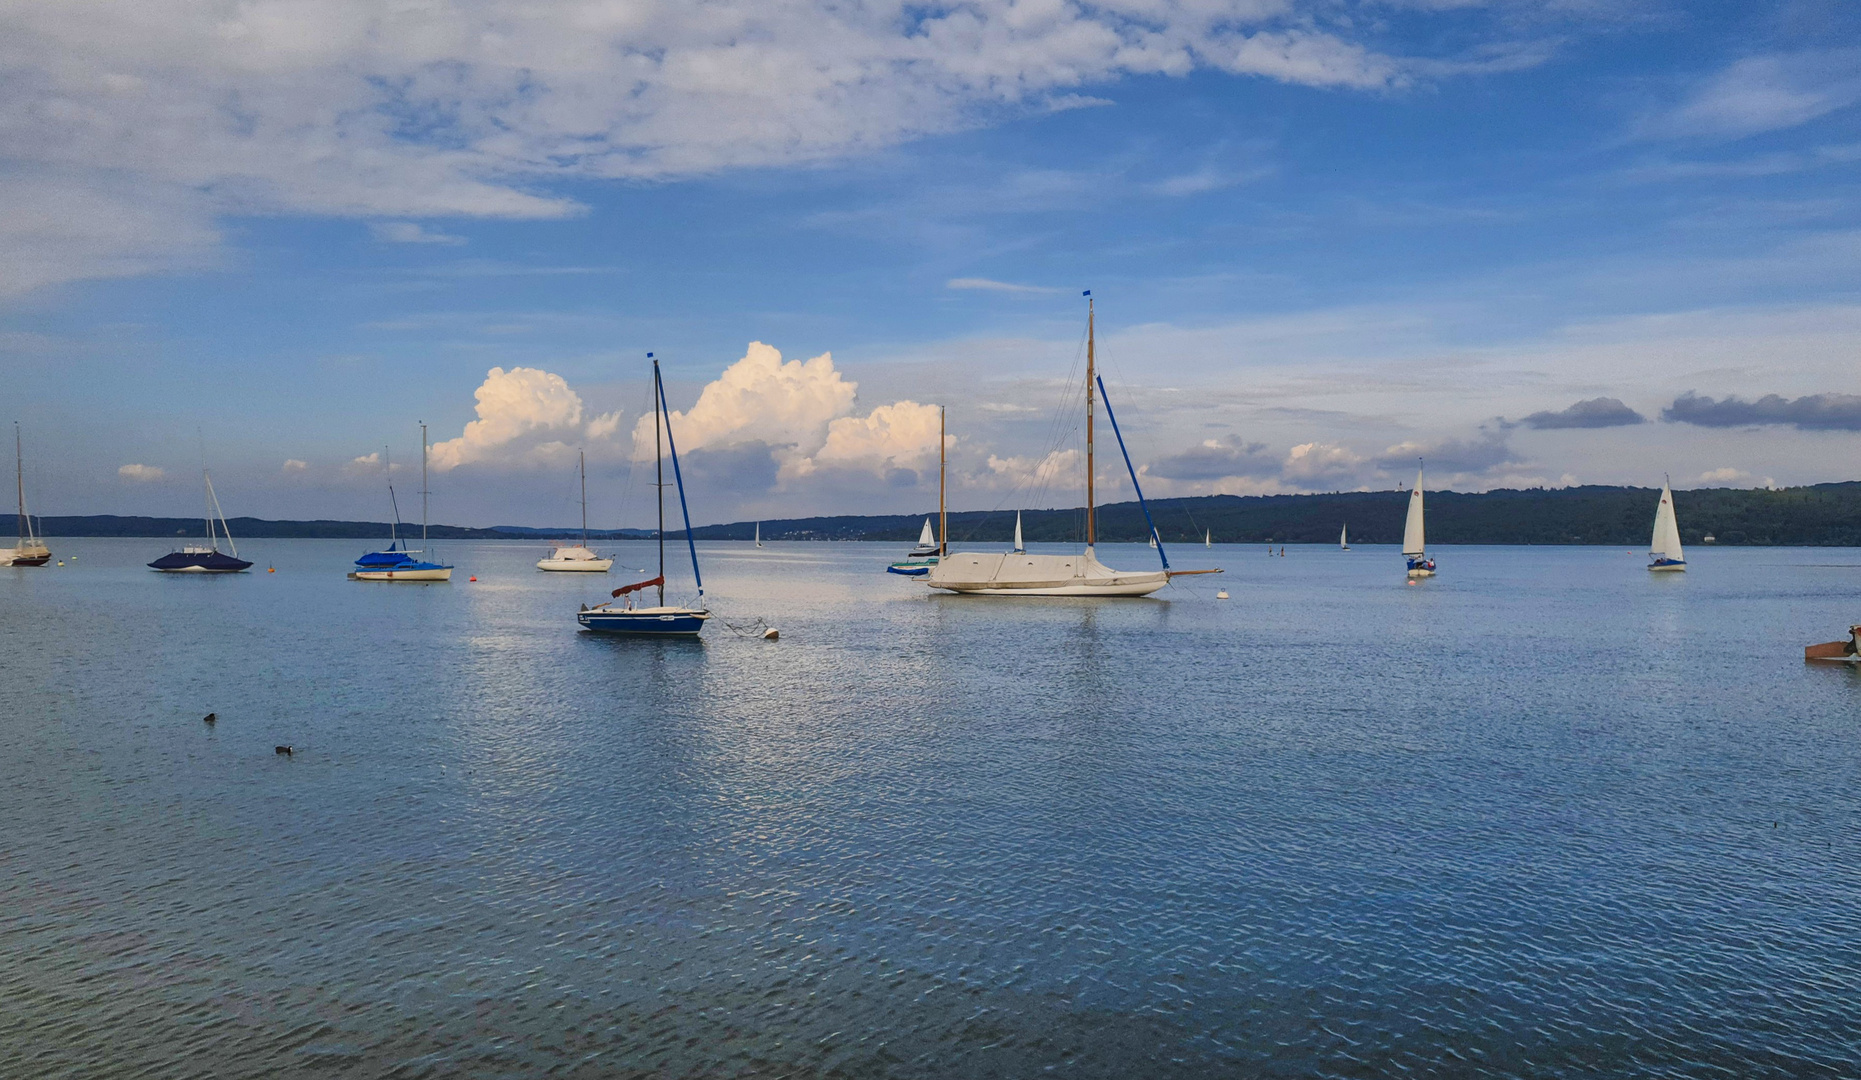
left=1378, top=432, right=1521, bottom=475
left=1148, top=437, right=1278, bottom=481
left=369, top=221, right=466, bottom=245
left=0, top=1, right=1538, bottom=293
left=1515, top=396, right=1646, bottom=429
left=431, top=366, right=620, bottom=471
left=1661, top=391, right=1861, bottom=431
left=982, top=449, right=1082, bottom=492
left=1281, top=441, right=1368, bottom=483
left=118, top=463, right=164, bottom=482
left=808, top=401, right=945, bottom=477
left=282, top=459, right=308, bottom=472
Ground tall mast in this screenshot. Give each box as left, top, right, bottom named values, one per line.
left=653, top=354, right=665, bottom=608
left=1085, top=292, right=1096, bottom=550
left=420, top=422, right=429, bottom=549
left=203, top=469, right=214, bottom=547
left=579, top=449, right=588, bottom=547
left=15, top=422, right=26, bottom=545
left=938, top=405, right=947, bottom=557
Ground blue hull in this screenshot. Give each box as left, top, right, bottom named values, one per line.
left=886, top=563, right=931, bottom=576
left=578, top=611, right=707, bottom=635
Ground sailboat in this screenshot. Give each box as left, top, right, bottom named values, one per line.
left=926, top=292, right=1222, bottom=597
left=578, top=354, right=710, bottom=635
left=1340, top=524, right=1349, bottom=551
left=538, top=451, right=614, bottom=571
left=887, top=438, right=947, bottom=576
left=1648, top=478, right=1685, bottom=572
left=1149, top=532, right=1158, bottom=549
left=149, top=467, right=253, bottom=572
left=755, top=522, right=763, bottom=547
left=1403, top=465, right=1435, bottom=578
left=1014, top=511, right=1026, bottom=554
left=352, top=425, right=453, bottom=581
left=1205, top=528, right=1211, bottom=548
left=3, top=423, right=51, bottom=567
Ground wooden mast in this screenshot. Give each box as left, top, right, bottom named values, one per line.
left=1085, top=293, right=1095, bottom=550
left=938, top=405, right=947, bottom=557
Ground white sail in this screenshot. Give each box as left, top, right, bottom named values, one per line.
left=1650, top=482, right=1684, bottom=565
left=1205, top=529, right=1211, bottom=548
left=1013, top=511, right=1024, bottom=553
left=1340, top=524, right=1348, bottom=549
left=917, top=518, right=935, bottom=547
left=755, top=522, right=762, bottom=547
left=1402, top=469, right=1425, bottom=556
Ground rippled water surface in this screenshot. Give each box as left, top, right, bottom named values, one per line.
left=4, top=539, right=1860, bottom=1078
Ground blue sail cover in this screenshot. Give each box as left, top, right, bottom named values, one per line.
left=354, top=545, right=415, bottom=568
left=148, top=550, right=254, bottom=572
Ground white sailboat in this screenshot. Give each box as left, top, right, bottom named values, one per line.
left=1013, top=511, right=1025, bottom=554
left=1340, top=524, right=1349, bottom=551
left=1205, top=528, right=1211, bottom=548
left=4, top=422, right=51, bottom=567
left=755, top=522, right=763, bottom=547
left=926, top=292, right=1222, bottom=597
left=1648, top=478, right=1686, bottom=572
left=538, top=450, right=613, bottom=571
left=1403, top=465, right=1435, bottom=578
left=352, top=424, right=453, bottom=581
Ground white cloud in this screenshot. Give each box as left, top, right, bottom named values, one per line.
left=807, top=401, right=945, bottom=477
left=634, top=343, right=856, bottom=462
left=1282, top=441, right=1366, bottom=483
left=118, top=463, right=165, bottom=482
left=0, top=0, right=1509, bottom=294
left=1697, top=467, right=1747, bottom=485
left=282, top=458, right=308, bottom=471
left=369, top=221, right=466, bottom=245
left=1654, top=50, right=1861, bottom=140
left=947, top=277, right=1062, bottom=294
left=432, top=365, right=613, bottom=471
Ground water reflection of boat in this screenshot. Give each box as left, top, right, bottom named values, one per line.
left=579, top=355, right=710, bottom=636
left=149, top=469, right=252, bottom=573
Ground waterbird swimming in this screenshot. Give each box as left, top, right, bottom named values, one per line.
left=203, top=713, right=216, bottom=725
left=274, top=745, right=292, bottom=756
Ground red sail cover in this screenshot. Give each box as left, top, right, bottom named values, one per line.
left=612, top=576, right=664, bottom=597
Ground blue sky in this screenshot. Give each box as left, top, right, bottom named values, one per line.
left=3, top=1, right=1860, bottom=528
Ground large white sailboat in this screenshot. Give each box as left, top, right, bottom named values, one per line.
left=1648, top=479, right=1686, bottom=572
left=4, top=422, right=51, bottom=567
left=538, top=450, right=614, bottom=572
left=1403, top=465, right=1435, bottom=578
left=925, top=293, right=1221, bottom=597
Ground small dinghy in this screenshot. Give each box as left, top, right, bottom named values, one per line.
left=1805, top=626, right=1861, bottom=662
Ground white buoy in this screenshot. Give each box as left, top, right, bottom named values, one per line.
left=1215, top=590, right=1229, bottom=600
left=763, top=627, right=779, bottom=640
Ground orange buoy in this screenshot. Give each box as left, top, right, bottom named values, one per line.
left=267, top=567, right=275, bottom=573
left=469, top=576, right=477, bottom=582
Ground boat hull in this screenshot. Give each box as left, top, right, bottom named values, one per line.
left=1648, top=559, right=1686, bottom=572
left=538, top=558, right=614, bottom=572
left=887, top=561, right=934, bottom=576
left=149, top=551, right=253, bottom=573
left=925, top=551, right=1169, bottom=597
left=351, top=566, right=453, bottom=581
left=1406, top=568, right=1435, bottom=578
left=2, top=552, right=51, bottom=566
left=577, top=606, right=708, bottom=635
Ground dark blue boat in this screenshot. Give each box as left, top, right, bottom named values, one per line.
left=149, top=470, right=252, bottom=573
left=577, top=355, right=709, bottom=636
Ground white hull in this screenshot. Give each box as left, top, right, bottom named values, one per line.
left=1407, top=567, right=1435, bottom=578
left=1648, top=563, right=1686, bottom=573
left=352, top=567, right=453, bottom=581
left=925, top=550, right=1169, bottom=597
left=538, top=558, right=613, bottom=572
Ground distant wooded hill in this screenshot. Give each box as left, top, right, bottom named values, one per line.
left=32, top=483, right=1861, bottom=545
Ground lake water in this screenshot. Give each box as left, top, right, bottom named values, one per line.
left=3, top=539, right=1859, bottom=1078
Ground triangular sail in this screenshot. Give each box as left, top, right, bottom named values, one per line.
left=1205, top=529, right=1211, bottom=548
left=1340, top=524, right=1348, bottom=549
left=755, top=522, right=762, bottom=547
left=1650, top=482, right=1684, bottom=562
left=917, top=518, right=935, bottom=547
left=1402, top=469, right=1426, bottom=555
left=1013, top=511, right=1024, bottom=553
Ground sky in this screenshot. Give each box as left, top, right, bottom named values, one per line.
left=3, top=0, right=1860, bottom=530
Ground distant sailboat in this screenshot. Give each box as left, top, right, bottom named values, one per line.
left=4, top=423, right=51, bottom=567
left=1648, top=478, right=1686, bottom=572
left=755, top=522, right=763, bottom=547
left=926, top=292, right=1221, bottom=597
left=352, top=426, right=453, bottom=581
left=1013, top=511, right=1025, bottom=554
left=578, top=354, right=710, bottom=635
left=1205, top=528, right=1211, bottom=548
left=149, top=468, right=253, bottom=573
left=1340, top=524, right=1349, bottom=551
left=1403, top=464, right=1435, bottom=578
left=888, top=435, right=947, bottom=576
left=538, top=450, right=614, bottom=571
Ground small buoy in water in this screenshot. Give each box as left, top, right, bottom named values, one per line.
left=469, top=576, right=477, bottom=582
left=1215, top=590, right=1229, bottom=600
left=56, top=560, right=64, bottom=566
left=267, top=566, right=275, bottom=573
left=763, top=627, right=779, bottom=640
left=274, top=745, right=293, bottom=756
left=203, top=712, right=216, bottom=725
left=1407, top=579, right=1417, bottom=586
